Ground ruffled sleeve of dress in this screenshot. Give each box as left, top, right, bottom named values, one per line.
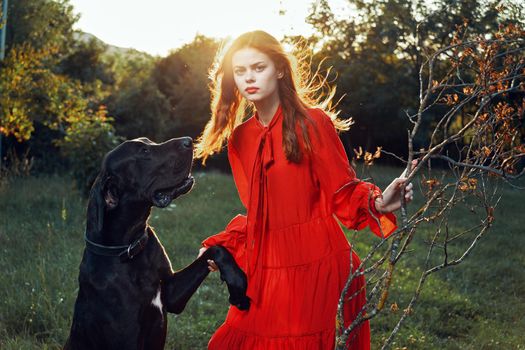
left=310, top=109, right=397, bottom=239
left=201, top=141, right=248, bottom=268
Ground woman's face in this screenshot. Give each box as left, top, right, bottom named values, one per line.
left=231, top=47, right=281, bottom=104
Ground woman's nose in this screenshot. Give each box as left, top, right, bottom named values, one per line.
left=245, top=70, right=255, bottom=83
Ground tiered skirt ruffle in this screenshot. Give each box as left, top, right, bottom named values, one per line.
left=208, top=216, right=370, bottom=350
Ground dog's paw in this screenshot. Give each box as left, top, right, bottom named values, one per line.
left=229, top=295, right=250, bottom=311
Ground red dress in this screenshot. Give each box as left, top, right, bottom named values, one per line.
left=202, top=106, right=397, bottom=349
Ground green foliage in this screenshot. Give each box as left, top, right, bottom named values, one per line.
left=0, top=44, right=55, bottom=141
left=0, top=0, right=121, bottom=190
left=0, top=39, right=118, bottom=189
left=98, top=50, right=164, bottom=140
left=5, top=0, right=77, bottom=55
left=102, top=34, right=221, bottom=143
left=104, top=54, right=171, bottom=140
left=153, top=35, right=220, bottom=140
left=58, top=36, right=115, bottom=85
left=305, top=0, right=524, bottom=159
left=54, top=105, right=120, bottom=193
left=0, top=41, right=111, bottom=145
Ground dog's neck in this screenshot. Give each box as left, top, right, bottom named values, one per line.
left=88, top=199, right=152, bottom=246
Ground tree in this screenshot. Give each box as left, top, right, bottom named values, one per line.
left=0, top=0, right=119, bottom=186
left=54, top=104, right=118, bottom=193
left=0, top=44, right=88, bottom=143
left=59, top=36, right=115, bottom=85
left=153, top=35, right=220, bottom=140
left=306, top=0, right=524, bottom=161
left=104, top=51, right=171, bottom=141
left=334, top=20, right=524, bottom=350
left=5, top=0, right=77, bottom=54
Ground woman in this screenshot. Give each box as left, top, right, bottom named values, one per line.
left=194, top=30, right=414, bottom=349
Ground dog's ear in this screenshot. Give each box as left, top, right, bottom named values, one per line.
left=103, top=179, right=119, bottom=210
left=87, top=175, right=105, bottom=233
left=86, top=174, right=119, bottom=233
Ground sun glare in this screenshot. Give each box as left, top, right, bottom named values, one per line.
left=69, top=0, right=325, bottom=56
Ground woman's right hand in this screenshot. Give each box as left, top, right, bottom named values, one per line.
left=198, top=247, right=219, bottom=272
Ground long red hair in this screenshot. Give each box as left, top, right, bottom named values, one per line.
left=194, top=30, right=352, bottom=164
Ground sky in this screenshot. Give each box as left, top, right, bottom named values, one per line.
left=68, top=0, right=350, bottom=57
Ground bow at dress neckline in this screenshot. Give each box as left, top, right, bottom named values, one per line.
left=245, top=105, right=282, bottom=305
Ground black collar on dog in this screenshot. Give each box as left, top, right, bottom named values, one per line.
left=84, top=229, right=150, bottom=263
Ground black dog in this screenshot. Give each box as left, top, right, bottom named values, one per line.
left=64, top=137, right=249, bottom=350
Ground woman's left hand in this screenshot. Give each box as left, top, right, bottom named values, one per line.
left=374, top=160, right=417, bottom=214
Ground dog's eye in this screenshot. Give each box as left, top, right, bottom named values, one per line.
left=139, top=147, right=150, bottom=155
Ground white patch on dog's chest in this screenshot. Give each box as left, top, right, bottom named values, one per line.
left=151, top=286, right=163, bottom=313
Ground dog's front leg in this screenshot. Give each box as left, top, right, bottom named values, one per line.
left=162, top=245, right=249, bottom=314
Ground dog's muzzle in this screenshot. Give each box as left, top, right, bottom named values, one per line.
left=152, top=176, right=195, bottom=208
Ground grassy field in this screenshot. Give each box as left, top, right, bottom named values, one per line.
left=0, top=166, right=523, bottom=349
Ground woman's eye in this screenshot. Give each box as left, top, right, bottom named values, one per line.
left=255, top=65, right=266, bottom=72
left=234, top=69, right=245, bottom=75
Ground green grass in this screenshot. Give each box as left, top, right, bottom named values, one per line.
left=0, top=167, right=523, bottom=349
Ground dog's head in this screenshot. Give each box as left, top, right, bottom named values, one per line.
left=88, top=137, right=195, bottom=233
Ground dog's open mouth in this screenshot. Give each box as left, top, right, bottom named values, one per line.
left=152, top=175, right=195, bottom=208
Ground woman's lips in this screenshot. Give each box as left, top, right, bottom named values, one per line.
left=245, top=87, right=259, bottom=94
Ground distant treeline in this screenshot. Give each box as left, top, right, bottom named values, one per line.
left=1, top=0, right=523, bottom=192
